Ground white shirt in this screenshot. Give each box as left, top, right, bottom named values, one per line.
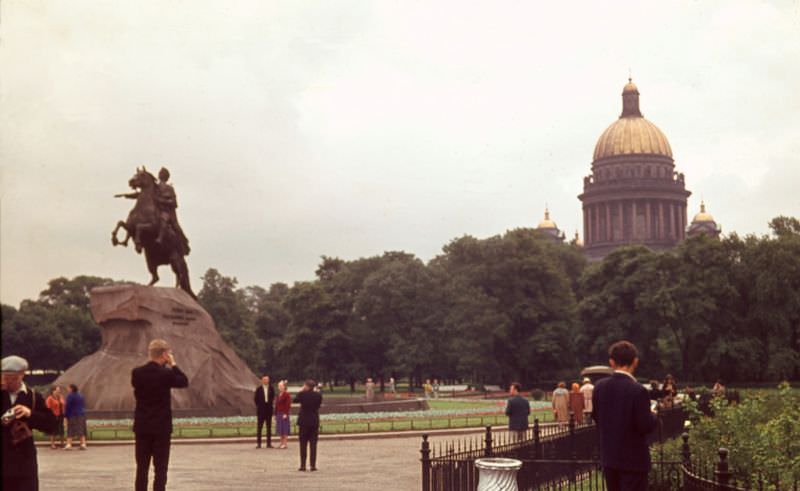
left=9, top=382, right=28, bottom=405
left=614, top=369, right=637, bottom=381
left=262, top=384, right=270, bottom=403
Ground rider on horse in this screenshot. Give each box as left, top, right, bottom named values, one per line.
left=154, top=167, right=190, bottom=255
left=115, top=167, right=190, bottom=255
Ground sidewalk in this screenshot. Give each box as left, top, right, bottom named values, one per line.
left=38, top=431, right=440, bottom=491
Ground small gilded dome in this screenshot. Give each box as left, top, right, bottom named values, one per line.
left=692, top=201, right=715, bottom=223
left=622, top=79, right=639, bottom=94
left=537, top=208, right=557, bottom=230
left=593, top=79, right=673, bottom=161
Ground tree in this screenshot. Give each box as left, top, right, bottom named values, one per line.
left=197, top=268, right=262, bottom=371
left=435, top=229, right=582, bottom=382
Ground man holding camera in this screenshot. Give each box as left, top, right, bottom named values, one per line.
left=132, top=339, right=189, bottom=491
left=294, top=378, right=322, bottom=471
left=2, top=355, right=56, bottom=491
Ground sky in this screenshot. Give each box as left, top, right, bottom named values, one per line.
left=1, top=1, right=799, bottom=307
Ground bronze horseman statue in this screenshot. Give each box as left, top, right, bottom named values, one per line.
left=112, top=166, right=195, bottom=298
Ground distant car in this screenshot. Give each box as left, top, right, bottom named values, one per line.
left=580, top=365, right=613, bottom=384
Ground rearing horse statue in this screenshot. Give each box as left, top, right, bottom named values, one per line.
left=111, top=167, right=195, bottom=298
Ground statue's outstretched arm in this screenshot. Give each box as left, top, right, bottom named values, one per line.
left=114, top=192, right=140, bottom=199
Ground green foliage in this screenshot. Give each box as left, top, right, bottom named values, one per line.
left=196, top=269, right=267, bottom=373
left=682, top=383, right=800, bottom=487
left=4, top=215, right=799, bottom=388
left=1, top=275, right=116, bottom=370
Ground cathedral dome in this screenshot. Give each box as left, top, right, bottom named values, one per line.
left=692, top=201, right=715, bottom=223
left=593, top=79, right=673, bottom=161
left=537, top=208, right=557, bottom=230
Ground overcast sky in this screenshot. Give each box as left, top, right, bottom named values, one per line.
left=1, top=1, right=799, bottom=307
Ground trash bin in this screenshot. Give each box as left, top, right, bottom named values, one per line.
left=474, top=457, right=523, bottom=491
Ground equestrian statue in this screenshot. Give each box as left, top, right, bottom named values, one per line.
left=111, top=166, right=195, bottom=298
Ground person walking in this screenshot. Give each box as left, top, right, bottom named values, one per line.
left=253, top=375, right=275, bottom=449
left=274, top=380, right=291, bottom=449
left=423, top=379, right=433, bottom=399
left=364, top=377, right=375, bottom=401
left=432, top=379, right=440, bottom=399
left=569, top=383, right=585, bottom=424
left=64, top=384, right=87, bottom=450
left=592, top=340, right=658, bottom=491
left=45, top=386, right=65, bottom=449
left=505, top=382, right=530, bottom=441
left=552, top=382, right=570, bottom=427
left=2, top=355, right=57, bottom=491
left=132, top=339, right=189, bottom=491
left=294, top=379, right=322, bottom=472
left=388, top=377, right=397, bottom=397
left=580, top=377, right=594, bottom=422
left=661, top=374, right=677, bottom=408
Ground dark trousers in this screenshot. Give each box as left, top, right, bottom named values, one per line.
left=603, top=468, right=648, bottom=491
left=135, top=432, right=171, bottom=491
left=298, top=426, right=319, bottom=469
left=3, top=475, right=38, bottom=491
left=256, top=411, right=272, bottom=447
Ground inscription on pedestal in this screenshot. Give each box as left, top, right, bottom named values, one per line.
left=163, top=307, right=198, bottom=326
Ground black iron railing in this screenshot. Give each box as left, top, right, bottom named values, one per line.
left=420, top=405, right=687, bottom=491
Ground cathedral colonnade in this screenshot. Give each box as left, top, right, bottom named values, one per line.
left=578, top=78, right=691, bottom=259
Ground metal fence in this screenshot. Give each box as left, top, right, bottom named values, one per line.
left=420, top=405, right=687, bottom=491
left=422, top=420, right=799, bottom=491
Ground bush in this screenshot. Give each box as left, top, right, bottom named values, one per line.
left=530, top=388, right=545, bottom=401
left=679, top=382, right=800, bottom=488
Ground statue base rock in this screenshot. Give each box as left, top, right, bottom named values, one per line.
left=54, top=285, right=259, bottom=418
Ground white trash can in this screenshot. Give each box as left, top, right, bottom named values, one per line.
left=474, top=457, right=522, bottom=491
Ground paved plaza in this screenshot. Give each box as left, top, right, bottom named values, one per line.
left=38, top=433, right=431, bottom=491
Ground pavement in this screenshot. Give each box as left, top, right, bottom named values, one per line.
left=37, top=428, right=489, bottom=491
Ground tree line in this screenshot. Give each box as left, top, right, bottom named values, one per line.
left=2, top=216, right=799, bottom=387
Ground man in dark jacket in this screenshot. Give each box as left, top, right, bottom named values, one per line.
left=293, top=379, right=322, bottom=471
left=132, top=339, right=189, bottom=491
left=592, top=340, right=658, bottom=491
left=505, top=382, right=530, bottom=441
left=253, top=375, right=275, bottom=448
left=2, top=355, right=56, bottom=491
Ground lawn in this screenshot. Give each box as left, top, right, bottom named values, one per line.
left=35, top=397, right=555, bottom=441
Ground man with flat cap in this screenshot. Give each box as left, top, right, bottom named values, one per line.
left=2, top=355, right=57, bottom=491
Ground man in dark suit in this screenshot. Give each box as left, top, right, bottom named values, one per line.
left=505, top=382, right=530, bottom=441
left=2, top=355, right=57, bottom=491
left=253, top=375, right=275, bottom=448
left=293, top=378, right=322, bottom=471
left=132, top=339, right=189, bottom=491
left=592, top=340, right=658, bottom=491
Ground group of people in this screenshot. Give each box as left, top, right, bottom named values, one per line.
left=422, top=378, right=441, bottom=399
left=44, top=384, right=87, bottom=450
left=505, top=340, right=662, bottom=491
left=254, top=374, right=322, bottom=470
left=551, top=378, right=595, bottom=426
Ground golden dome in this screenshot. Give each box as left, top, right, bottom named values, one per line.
left=593, top=79, right=673, bottom=161
left=692, top=201, right=715, bottom=223
left=622, top=79, right=639, bottom=94
left=537, top=208, right=557, bottom=230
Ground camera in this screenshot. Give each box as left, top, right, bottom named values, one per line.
left=1, top=408, right=16, bottom=425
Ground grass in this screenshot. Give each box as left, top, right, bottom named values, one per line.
left=35, top=398, right=556, bottom=441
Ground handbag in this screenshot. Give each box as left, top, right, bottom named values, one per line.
left=10, top=390, right=35, bottom=446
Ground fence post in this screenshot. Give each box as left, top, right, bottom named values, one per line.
left=533, top=418, right=541, bottom=459
left=484, top=426, right=493, bottom=457
left=681, top=433, right=691, bottom=467
left=420, top=434, right=431, bottom=491
left=715, top=448, right=732, bottom=490
left=569, top=413, right=576, bottom=459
